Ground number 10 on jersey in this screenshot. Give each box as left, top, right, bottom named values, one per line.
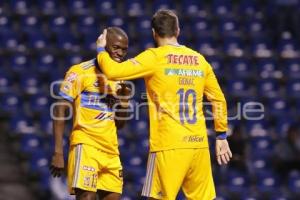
left=177, top=88, right=197, bottom=124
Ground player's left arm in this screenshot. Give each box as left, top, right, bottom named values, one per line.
left=96, top=29, right=156, bottom=80
left=204, top=62, right=228, bottom=133
left=203, top=58, right=232, bottom=165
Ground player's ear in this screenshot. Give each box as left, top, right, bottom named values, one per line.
left=176, top=27, right=180, bottom=38
left=152, top=28, right=156, bottom=38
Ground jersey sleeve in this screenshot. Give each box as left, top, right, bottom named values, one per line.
left=59, top=66, right=85, bottom=102
left=203, top=59, right=228, bottom=132
left=96, top=49, right=156, bottom=80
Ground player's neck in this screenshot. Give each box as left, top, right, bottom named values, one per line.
left=157, top=37, right=179, bottom=47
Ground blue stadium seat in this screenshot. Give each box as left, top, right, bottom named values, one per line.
left=249, top=154, right=272, bottom=172
left=39, top=115, right=53, bottom=135
left=83, top=31, right=98, bottom=51
left=96, top=0, right=117, bottom=16
left=76, top=15, right=97, bottom=34
left=215, top=196, right=229, bottom=200
left=65, top=54, right=83, bottom=68
left=125, top=0, right=145, bottom=17
left=139, top=36, right=155, bottom=50
left=0, top=30, right=19, bottom=50
left=27, top=31, right=48, bottom=49
left=153, top=0, right=173, bottom=12
left=0, top=93, right=22, bottom=115
left=227, top=80, right=251, bottom=97
left=227, top=170, right=249, bottom=193
left=108, top=16, right=128, bottom=32
left=125, top=153, right=145, bottom=169
left=20, top=133, right=43, bottom=154
left=229, top=57, right=252, bottom=79
left=286, top=79, right=300, bottom=99
left=21, top=15, right=41, bottom=33
left=206, top=56, right=225, bottom=78
left=266, top=97, right=289, bottom=118
left=9, top=114, right=35, bottom=135
left=182, top=0, right=205, bottom=16
left=136, top=16, right=152, bottom=37
left=68, top=0, right=89, bottom=15
left=270, top=195, right=291, bottom=200
left=219, top=17, right=239, bottom=36
left=29, top=150, right=50, bottom=174
left=191, top=17, right=212, bottom=38
left=56, top=32, right=79, bottom=50
left=257, top=58, right=281, bottom=79
left=196, top=35, right=217, bottom=56
left=123, top=183, right=141, bottom=199
left=288, top=171, right=300, bottom=194
left=284, top=59, right=300, bottom=79
left=49, top=16, right=70, bottom=34
left=10, top=0, right=30, bottom=14
left=36, top=53, right=57, bottom=74
left=241, top=194, right=262, bottom=200
left=212, top=0, right=232, bottom=16
left=29, top=93, right=50, bottom=115
left=0, top=15, right=12, bottom=32
left=10, top=53, right=30, bottom=73
left=275, top=118, right=295, bottom=139
left=246, top=120, right=268, bottom=137
left=278, top=32, right=299, bottom=59
left=239, top=0, right=258, bottom=16
left=0, top=70, right=13, bottom=93
left=223, top=36, right=244, bottom=57
left=251, top=38, right=273, bottom=58
left=256, top=171, right=280, bottom=193
left=20, top=73, right=40, bottom=95
left=37, top=0, right=58, bottom=15
left=257, top=79, right=280, bottom=98
left=133, top=120, right=149, bottom=138
left=250, top=137, right=274, bottom=156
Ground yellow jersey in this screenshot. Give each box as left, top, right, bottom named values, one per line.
left=59, top=58, right=120, bottom=155
left=97, top=44, right=228, bottom=152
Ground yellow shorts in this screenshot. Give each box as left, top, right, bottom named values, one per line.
left=67, top=144, right=123, bottom=194
left=142, top=148, right=215, bottom=200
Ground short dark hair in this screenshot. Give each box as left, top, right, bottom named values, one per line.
left=107, top=26, right=128, bottom=40
left=151, top=9, right=179, bottom=38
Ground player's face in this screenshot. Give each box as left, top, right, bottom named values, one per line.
left=106, top=34, right=128, bottom=63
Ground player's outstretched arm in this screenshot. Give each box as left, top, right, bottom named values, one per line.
left=96, top=29, right=155, bottom=80
left=50, top=100, right=70, bottom=177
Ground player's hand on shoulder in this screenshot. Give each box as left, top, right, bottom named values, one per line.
left=50, top=152, right=65, bottom=177
left=97, top=29, right=107, bottom=48
left=215, top=139, right=232, bottom=165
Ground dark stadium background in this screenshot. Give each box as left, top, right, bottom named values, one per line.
left=0, top=0, right=300, bottom=199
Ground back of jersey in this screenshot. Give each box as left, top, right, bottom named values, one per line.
left=143, top=45, right=227, bottom=152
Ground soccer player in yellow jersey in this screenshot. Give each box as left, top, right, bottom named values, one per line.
left=96, top=10, right=232, bottom=200
left=50, top=27, right=130, bottom=200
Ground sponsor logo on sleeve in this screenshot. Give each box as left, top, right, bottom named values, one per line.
left=66, top=72, right=78, bottom=83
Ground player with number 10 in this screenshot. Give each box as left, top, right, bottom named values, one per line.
left=96, top=9, right=232, bottom=200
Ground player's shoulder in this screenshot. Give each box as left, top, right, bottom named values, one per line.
left=143, top=47, right=158, bottom=55
left=67, top=59, right=96, bottom=74
left=185, top=46, right=209, bottom=64
left=183, top=46, right=204, bottom=57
